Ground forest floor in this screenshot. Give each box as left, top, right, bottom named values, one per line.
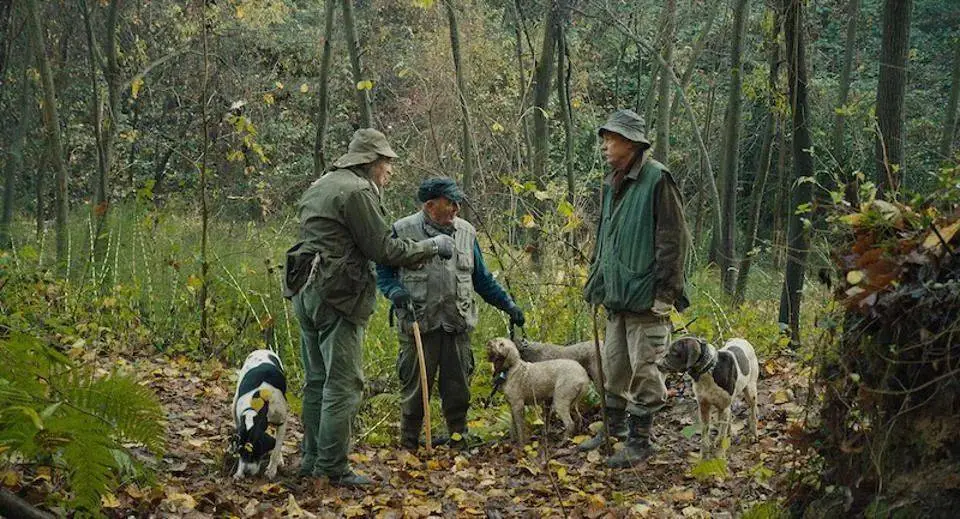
left=15, top=347, right=815, bottom=518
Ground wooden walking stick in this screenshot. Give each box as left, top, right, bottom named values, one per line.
left=408, top=303, right=432, bottom=454
left=592, top=304, right=612, bottom=455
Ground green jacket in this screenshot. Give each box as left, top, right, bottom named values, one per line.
left=584, top=156, right=689, bottom=314
left=284, top=168, right=436, bottom=325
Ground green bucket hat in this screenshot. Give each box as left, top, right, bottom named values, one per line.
left=332, top=128, right=399, bottom=169
left=417, top=177, right=464, bottom=203
left=598, top=109, right=651, bottom=147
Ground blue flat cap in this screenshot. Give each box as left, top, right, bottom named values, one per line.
left=417, top=177, right=464, bottom=203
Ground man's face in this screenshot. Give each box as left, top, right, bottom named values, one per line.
left=601, top=131, right=640, bottom=171
left=370, top=158, right=394, bottom=188
left=424, top=196, right=460, bottom=226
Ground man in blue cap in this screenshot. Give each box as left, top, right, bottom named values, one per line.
left=377, top=176, right=525, bottom=449
left=579, top=109, right=690, bottom=467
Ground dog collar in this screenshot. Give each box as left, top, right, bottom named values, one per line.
left=484, top=369, right=509, bottom=408
left=687, top=340, right=717, bottom=381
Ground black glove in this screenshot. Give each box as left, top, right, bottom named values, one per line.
left=506, top=304, right=525, bottom=327
left=427, top=235, right=456, bottom=260
left=389, top=288, right=412, bottom=310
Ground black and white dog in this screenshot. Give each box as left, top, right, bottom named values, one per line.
left=660, top=337, right=759, bottom=458
left=232, top=349, right=288, bottom=479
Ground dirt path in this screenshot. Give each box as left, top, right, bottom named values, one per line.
left=95, top=352, right=809, bottom=518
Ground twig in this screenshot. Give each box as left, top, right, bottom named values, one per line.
left=930, top=222, right=957, bottom=258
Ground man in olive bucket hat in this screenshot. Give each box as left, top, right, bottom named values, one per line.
left=579, top=109, right=691, bottom=468
left=283, top=128, right=456, bottom=487
left=376, top=177, right=526, bottom=450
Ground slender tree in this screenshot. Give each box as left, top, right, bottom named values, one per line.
left=557, top=25, right=575, bottom=204
left=939, top=37, right=960, bottom=159
left=199, top=0, right=210, bottom=347
left=653, top=0, right=675, bottom=164
left=25, top=0, right=68, bottom=270
left=874, top=0, right=914, bottom=193
left=342, top=0, right=372, bottom=128
left=2, top=47, right=32, bottom=250
left=444, top=0, right=477, bottom=204
left=312, top=0, right=337, bottom=175
left=831, top=0, right=860, bottom=170
left=719, top=0, right=750, bottom=295
left=735, top=9, right=781, bottom=305
left=779, top=0, right=815, bottom=343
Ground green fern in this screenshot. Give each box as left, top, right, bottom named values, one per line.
left=0, top=332, right=165, bottom=514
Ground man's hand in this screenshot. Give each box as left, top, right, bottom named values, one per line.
left=506, top=304, right=526, bottom=327
left=651, top=299, right=675, bottom=318
left=427, top=235, right=456, bottom=259
left=389, top=288, right=412, bottom=309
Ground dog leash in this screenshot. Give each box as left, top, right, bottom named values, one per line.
left=484, top=369, right=508, bottom=408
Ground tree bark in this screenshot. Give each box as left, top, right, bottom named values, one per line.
left=939, top=38, right=960, bottom=159
left=444, top=0, right=477, bottom=206
left=719, top=0, right=749, bottom=296
left=653, top=0, right=675, bottom=163
left=1, top=48, right=31, bottom=250
left=669, top=0, right=723, bottom=122
left=199, top=0, right=211, bottom=348
left=342, top=0, right=372, bottom=128
left=831, top=0, right=860, bottom=170
left=779, top=0, right=815, bottom=344
left=735, top=10, right=781, bottom=305
left=312, top=0, right=337, bottom=175
left=0, top=488, right=54, bottom=519
left=874, top=0, right=913, bottom=193
left=557, top=24, right=575, bottom=204
left=25, top=0, right=69, bottom=270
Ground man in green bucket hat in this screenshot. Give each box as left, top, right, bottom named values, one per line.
left=283, top=128, right=456, bottom=487
left=579, top=109, right=691, bottom=468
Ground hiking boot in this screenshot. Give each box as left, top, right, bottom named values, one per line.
left=578, top=407, right=628, bottom=452
left=606, top=413, right=657, bottom=468
left=330, top=471, right=373, bottom=488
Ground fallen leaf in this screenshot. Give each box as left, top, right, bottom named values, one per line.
left=773, top=389, right=791, bottom=404
left=101, top=492, right=121, bottom=508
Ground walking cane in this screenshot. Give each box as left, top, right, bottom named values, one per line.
left=591, top=305, right=613, bottom=455
left=407, top=302, right=432, bottom=454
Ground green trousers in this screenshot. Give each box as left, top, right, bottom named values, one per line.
left=397, top=329, right=474, bottom=444
left=293, top=287, right=364, bottom=478
left=603, top=311, right=671, bottom=417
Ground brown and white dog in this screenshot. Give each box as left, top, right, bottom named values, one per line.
left=486, top=337, right=590, bottom=444
left=659, top=337, right=759, bottom=458
left=232, top=350, right=288, bottom=479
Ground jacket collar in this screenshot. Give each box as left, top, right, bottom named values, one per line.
left=687, top=339, right=717, bottom=381
left=604, top=151, right=650, bottom=185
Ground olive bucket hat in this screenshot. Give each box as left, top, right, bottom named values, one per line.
left=598, top=109, right=651, bottom=147
left=417, top=177, right=465, bottom=203
left=332, top=128, right=399, bottom=169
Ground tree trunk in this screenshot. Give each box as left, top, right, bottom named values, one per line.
left=779, top=0, right=815, bottom=344
left=342, top=0, right=372, bottom=128
left=557, top=25, right=575, bottom=204
left=1, top=49, right=31, bottom=250
left=719, top=0, right=749, bottom=296
left=939, top=38, right=960, bottom=159
left=669, top=0, right=723, bottom=122
left=444, top=0, right=477, bottom=206
left=313, top=0, right=337, bottom=176
left=199, top=0, right=211, bottom=348
left=874, top=0, right=913, bottom=193
left=0, top=0, right=12, bottom=78
left=653, top=0, right=675, bottom=163
left=25, top=0, right=68, bottom=270
left=831, top=0, right=860, bottom=171
left=510, top=0, right=533, bottom=169
left=735, top=10, right=781, bottom=305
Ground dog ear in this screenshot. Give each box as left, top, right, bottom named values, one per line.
left=684, top=338, right=702, bottom=369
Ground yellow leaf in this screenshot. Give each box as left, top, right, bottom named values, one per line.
left=259, top=482, right=283, bottom=494
left=1, top=470, right=20, bottom=487
left=922, top=221, right=960, bottom=252
left=259, top=388, right=272, bottom=400
left=491, top=122, right=505, bottom=133
left=426, top=459, right=441, bottom=470
left=356, top=80, right=374, bottom=91
left=251, top=397, right=264, bottom=411
left=163, top=492, right=196, bottom=511
left=521, top=214, right=536, bottom=229
left=300, top=83, right=309, bottom=93
left=450, top=432, right=463, bottom=442
left=235, top=5, right=245, bottom=19
left=263, top=93, right=275, bottom=105
left=101, top=492, right=121, bottom=508
left=275, top=81, right=284, bottom=90
left=846, top=270, right=865, bottom=285
left=131, top=77, right=144, bottom=99
left=571, top=98, right=582, bottom=109
left=773, top=389, right=791, bottom=404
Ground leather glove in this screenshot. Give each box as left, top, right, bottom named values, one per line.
left=651, top=299, right=676, bottom=318
left=506, top=304, right=526, bottom=327
left=389, top=288, right=412, bottom=310
left=427, top=234, right=456, bottom=260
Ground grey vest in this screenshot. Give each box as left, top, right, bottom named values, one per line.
left=393, top=212, right=478, bottom=334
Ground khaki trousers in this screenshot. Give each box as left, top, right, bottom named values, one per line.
left=603, top=311, right=671, bottom=417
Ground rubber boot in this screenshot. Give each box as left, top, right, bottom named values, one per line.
left=606, top=413, right=656, bottom=468
left=578, top=407, right=629, bottom=452
left=400, top=417, right=421, bottom=450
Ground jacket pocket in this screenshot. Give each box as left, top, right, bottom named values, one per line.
left=606, top=258, right=654, bottom=312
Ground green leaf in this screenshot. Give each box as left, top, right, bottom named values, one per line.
left=7, top=406, right=44, bottom=430
left=681, top=423, right=701, bottom=440
left=690, top=457, right=728, bottom=481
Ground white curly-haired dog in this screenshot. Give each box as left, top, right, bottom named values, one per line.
left=515, top=339, right=602, bottom=389
left=659, top=337, right=759, bottom=458
left=486, top=337, right=590, bottom=444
